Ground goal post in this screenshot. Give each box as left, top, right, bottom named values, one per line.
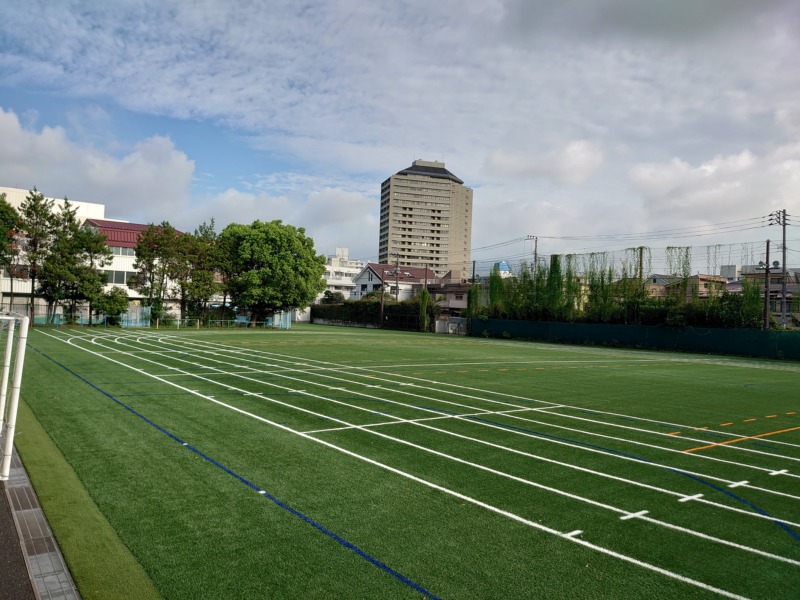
left=0, top=313, right=31, bottom=481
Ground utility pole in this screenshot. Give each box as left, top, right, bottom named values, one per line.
left=379, top=264, right=386, bottom=328
left=394, top=254, right=400, bottom=302
left=763, top=240, right=771, bottom=331
left=638, top=246, right=644, bottom=281
left=769, top=210, right=788, bottom=327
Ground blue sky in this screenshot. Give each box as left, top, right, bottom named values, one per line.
left=1, top=0, right=799, bottom=273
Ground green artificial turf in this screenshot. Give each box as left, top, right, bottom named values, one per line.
left=14, top=400, right=163, bottom=600
left=15, top=324, right=800, bottom=599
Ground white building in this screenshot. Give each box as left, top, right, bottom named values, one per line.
left=293, top=248, right=365, bottom=322
left=320, top=248, right=365, bottom=300
left=1, top=186, right=111, bottom=312
left=0, top=186, right=168, bottom=320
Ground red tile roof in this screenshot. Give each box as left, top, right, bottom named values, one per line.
left=84, top=219, right=182, bottom=248
left=366, top=263, right=438, bottom=284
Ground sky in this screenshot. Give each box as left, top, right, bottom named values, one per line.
left=1, top=0, right=799, bottom=274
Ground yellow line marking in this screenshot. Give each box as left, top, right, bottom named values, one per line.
left=765, top=415, right=777, bottom=418
left=743, top=418, right=757, bottom=423
left=788, top=411, right=797, bottom=415
left=683, top=425, right=800, bottom=453
left=694, top=426, right=709, bottom=430
left=720, top=422, right=734, bottom=427
left=668, top=431, right=681, bottom=435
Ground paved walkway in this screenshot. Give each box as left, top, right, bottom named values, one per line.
left=1, top=444, right=80, bottom=600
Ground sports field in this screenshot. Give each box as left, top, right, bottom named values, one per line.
left=19, top=325, right=800, bottom=599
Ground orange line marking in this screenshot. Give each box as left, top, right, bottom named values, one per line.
left=765, top=415, right=777, bottom=418
left=695, top=426, right=709, bottom=430
left=668, top=431, right=682, bottom=435
left=788, top=411, right=797, bottom=415
left=743, top=418, right=757, bottom=423
left=720, top=422, right=734, bottom=427
left=683, top=425, right=800, bottom=453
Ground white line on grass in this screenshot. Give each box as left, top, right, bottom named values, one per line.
left=71, top=330, right=800, bottom=504
left=117, top=331, right=800, bottom=499
left=153, top=333, right=800, bottom=454
left=32, top=331, right=773, bottom=597
left=44, top=331, right=800, bottom=563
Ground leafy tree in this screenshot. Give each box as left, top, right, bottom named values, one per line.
left=418, top=287, right=431, bottom=332
left=0, top=194, right=21, bottom=310
left=78, top=222, right=114, bottom=324
left=18, top=188, right=56, bottom=318
left=320, top=290, right=345, bottom=304
left=184, top=220, right=221, bottom=319
left=132, top=221, right=180, bottom=322
left=94, top=286, right=130, bottom=326
left=37, top=201, right=112, bottom=323
left=219, top=220, right=325, bottom=324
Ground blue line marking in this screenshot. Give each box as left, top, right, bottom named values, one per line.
left=30, top=346, right=441, bottom=599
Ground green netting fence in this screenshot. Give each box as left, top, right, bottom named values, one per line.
left=471, top=319, right=800, bottom=360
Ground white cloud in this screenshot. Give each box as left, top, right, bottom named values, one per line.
left=484, top=140, right=603, bottom=184
left=2, top=1, right=800, bottom=272
left=0, top=106, right=194, bottom=224
left=630, top=146, right=800, bottom=226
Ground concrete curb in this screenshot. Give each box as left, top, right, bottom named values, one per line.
left=2, top=444, right=80, bottom=600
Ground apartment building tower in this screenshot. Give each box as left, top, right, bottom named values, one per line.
left=379, top=160, right=473, bottom=281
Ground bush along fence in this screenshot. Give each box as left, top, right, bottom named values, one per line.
left=310, top=296, right=438, bottom=332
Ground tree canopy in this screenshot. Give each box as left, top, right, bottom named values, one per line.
left=218, top=220, right=325, bottom=323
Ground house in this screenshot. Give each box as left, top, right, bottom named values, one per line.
left=350, top=263, right=438, bottom=301
left=646, top=274, right=727, bottom=301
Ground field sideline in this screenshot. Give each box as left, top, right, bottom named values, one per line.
left=17, top=324, right=800, bottom=599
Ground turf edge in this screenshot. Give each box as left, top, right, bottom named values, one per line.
left=14, top=400, right=163, bottom=600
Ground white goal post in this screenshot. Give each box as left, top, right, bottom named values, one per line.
left=0, top=313, right=31, bottom=481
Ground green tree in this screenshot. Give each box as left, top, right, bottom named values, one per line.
left=132, top=222, right=180, bottom=322
left=320, top=290, right=345, bottom=304
left=0, top=194, right=21, bottom=311
left=37, top=201, right=112, bottom=323
left=94, top=286, right=130, bottom=326
left=418, top=287, right=431, bottom=332
left=19, top=188, right=56, bottom=319
left=218, top=220, right=325, bottom=324
left=184, top=220, right=221, bottom=319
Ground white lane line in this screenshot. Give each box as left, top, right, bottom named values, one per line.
left=33, top=331, right=764, bottom=598
left=40, top=330, right=800, bottom=568
left=159, top=334, right=800, bottom=460
left=68, top=330, right=800, bottom=514
left=98, top=331, right=800, bottom=486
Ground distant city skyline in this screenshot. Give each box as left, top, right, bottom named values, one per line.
left=1, top=1, right=798, bottom=274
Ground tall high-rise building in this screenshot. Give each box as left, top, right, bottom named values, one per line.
left=379, top=160, right=473, bottom=281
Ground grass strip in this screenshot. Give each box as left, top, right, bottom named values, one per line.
left=14, top=400, right=163, bottom=600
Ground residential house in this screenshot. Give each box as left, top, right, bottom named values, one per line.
left=351, top=263, right=438, bottom=302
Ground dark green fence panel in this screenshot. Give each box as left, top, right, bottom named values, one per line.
left=470, top=319, right=800, bottom=360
